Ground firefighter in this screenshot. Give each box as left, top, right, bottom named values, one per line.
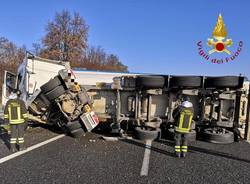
left=4, top=90, right=28, bottom=152
left=172, top=96, right=194, bottom=158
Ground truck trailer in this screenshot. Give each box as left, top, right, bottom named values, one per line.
left=86, top=74, right=250, bottom=143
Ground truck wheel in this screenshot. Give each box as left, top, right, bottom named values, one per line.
left=41, top=76, right=62, bottom=93
left=136, top=75, right=165, bottom=89
left=203, top=128, right=234, bottom=144
left=135, top=126, right=161, bottom=141
left=169, top=76, right=202, bottom=88
left=45, top=85, right=66, bottom=100
left=205, top=76, right=244, bottom=88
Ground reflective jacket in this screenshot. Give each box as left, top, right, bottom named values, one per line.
left=4, top=98, right=28, bottom=124
left=173, top=105, right=194, bottom=133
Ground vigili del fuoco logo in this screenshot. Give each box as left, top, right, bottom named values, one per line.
left=197, top=14, right=243, bottom=64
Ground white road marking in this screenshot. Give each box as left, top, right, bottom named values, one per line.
left=0, top=134, right=65, bottom=164
left=140, top=140, right=152, bottom=176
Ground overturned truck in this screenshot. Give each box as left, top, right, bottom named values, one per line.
left=85, top=74, right=250, bottom=143
left=2, top=54, right=99, bottom=137
left=2, top=54, right=250, bottom=143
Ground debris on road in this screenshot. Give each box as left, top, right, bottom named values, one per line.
left=100, top=136, right=119, bottom=141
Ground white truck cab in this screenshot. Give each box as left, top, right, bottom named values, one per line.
left=2, top=53, right=98, bottom=137
left=2, top=53, right=69, bottom=106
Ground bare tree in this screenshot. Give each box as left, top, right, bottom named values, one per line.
left=105, top=54, right=128, bottom=72
left=35, top=10, right=129, bottom=72
left=40, top=10, right=88, bottom=64
left=82, top=46, right=128, bottom=72
left=0, top=37, right=25, bottom=66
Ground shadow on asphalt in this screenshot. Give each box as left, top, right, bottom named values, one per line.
left=0, top=117, right=11, bottom=149
left=120, top=138, right=177, bottom=158
left=29, top=123, right=64, bottom=134
left=0, top=121, right=64, bottom=151
left=0, top=129, right=10, bottom=149
left=158, top=139, right=250, bottom=164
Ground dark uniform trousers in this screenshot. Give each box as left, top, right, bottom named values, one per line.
left=175, top=132, right=188, bottom=154
left=4, top=98, right=28, bottom=151
left=10, top=123, right=26, bottom=147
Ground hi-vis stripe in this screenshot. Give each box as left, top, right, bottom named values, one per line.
left=181, top=145, right=188, bottom=152
left=9, top=119, right=25, bottom=124
left=10, top=138, right=17, bottom=143
left=17, top=106, right=21, bottom=120
left=18, top=138, right=24, bottom=143
left=175, top=145, right=181, bottom=152
left=23, top=113, right=28, bottom=118
left=8, top=107, right=12, bottom=120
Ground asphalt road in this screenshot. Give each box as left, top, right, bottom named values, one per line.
left=0, top=126, right=250, bottom=184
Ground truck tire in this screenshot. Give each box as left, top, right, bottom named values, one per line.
left=41, top=76, right=62, bottom=93
left=203, top=128, right=234, bottom=144
left=205, top=76, right=244, bottom=88
left=136, top=75, right=165, bottom=89
left=45, top=85, right=66, bottom=101
left=135, top=126, right=161, bottom=141
left=169, top=76, right=202, bottom=88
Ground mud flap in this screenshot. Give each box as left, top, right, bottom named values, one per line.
left=80, top=111, right=99, bottom=132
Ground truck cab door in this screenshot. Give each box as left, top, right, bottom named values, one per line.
left=1, top=70, right=17, bottom=106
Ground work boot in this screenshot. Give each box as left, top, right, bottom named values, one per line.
left=181, top=152, right=186, bottom=158
left=18, top=144, right=26, bottom=151
left=10, top=144, right=16, bottom=153
left=176, top=152, right=181, bottom=158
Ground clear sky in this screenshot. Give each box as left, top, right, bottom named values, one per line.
left=0, top=0, right=249, bottom=77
